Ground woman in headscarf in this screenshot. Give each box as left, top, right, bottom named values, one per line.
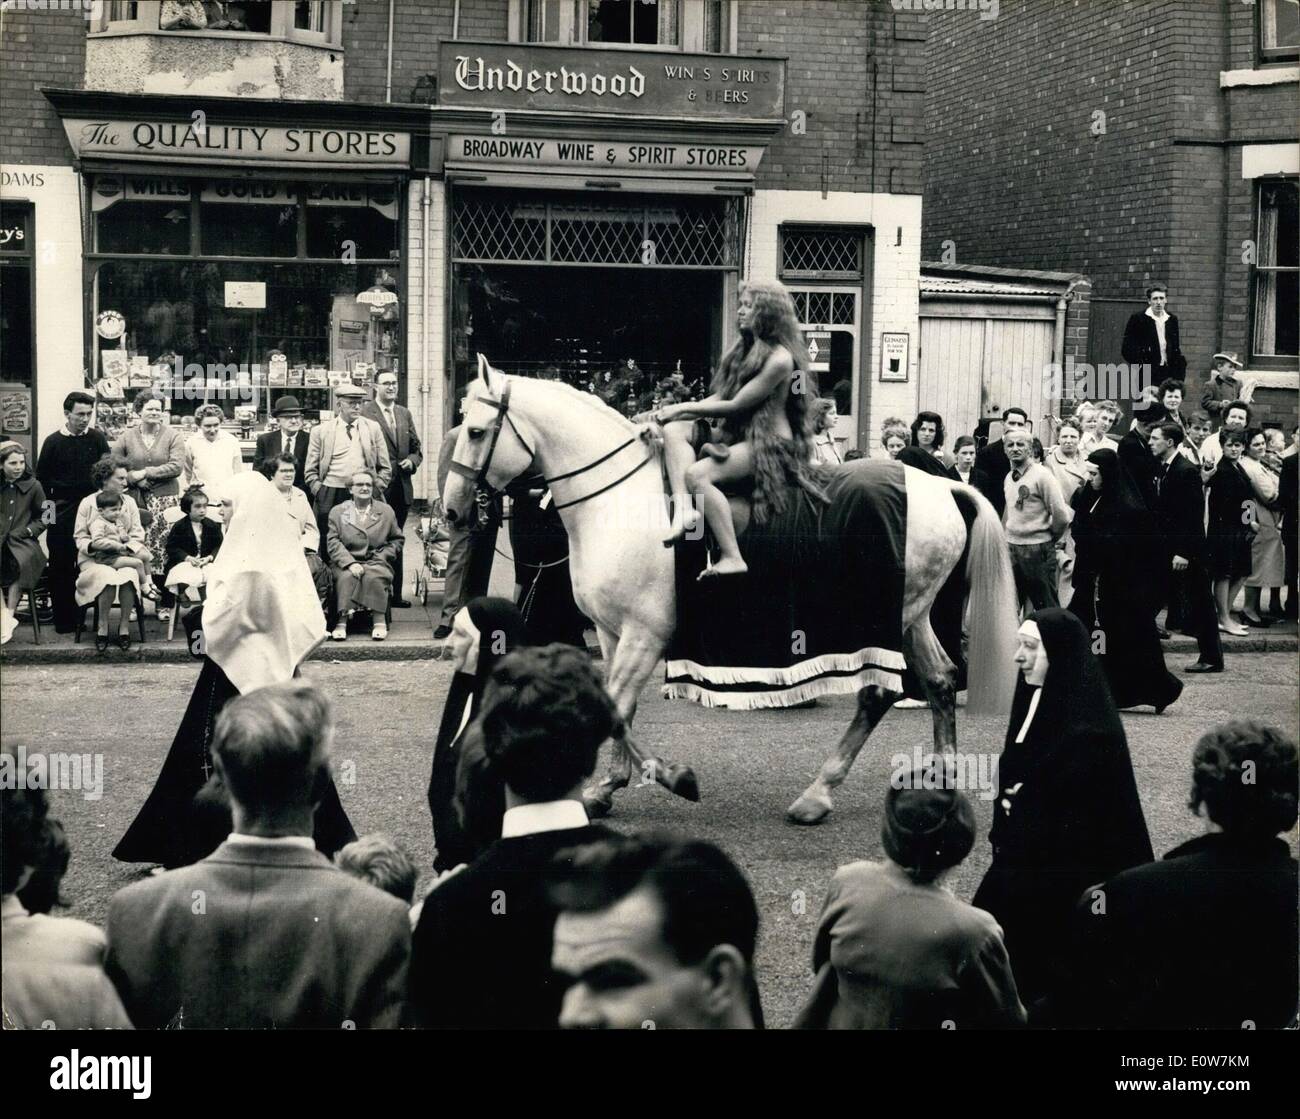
left=0, top=442, right=47, bottom=627
left=113, top=472, right=355, bottom=868
left=972, top=609, right=1153, bottom=1010
left=427, top=596, right=529, bottom=871
left=1069, top=447, right=1182, bottom=713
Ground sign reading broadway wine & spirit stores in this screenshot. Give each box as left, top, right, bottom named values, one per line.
left=438, top=41, right=785, bottom=120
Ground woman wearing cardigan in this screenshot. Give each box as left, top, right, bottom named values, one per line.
left=326, top=469, right=403, bottom=642
left=112, top=392, right=186, bottom=618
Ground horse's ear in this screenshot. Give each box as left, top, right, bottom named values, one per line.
left=477, top=353, right=490, bottom=386
left=477, top=353, right=504, bottom=397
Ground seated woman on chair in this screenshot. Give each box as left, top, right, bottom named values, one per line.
left=326, top=470, right=403, bottom=642
left=649, top=281, right=827, bottom=578
left=164, top=487, right=224, bottom=608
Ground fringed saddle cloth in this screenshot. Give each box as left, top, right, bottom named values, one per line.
left=665, top=459, right=908, bottom=709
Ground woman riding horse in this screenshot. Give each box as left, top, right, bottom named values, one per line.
left=651, top=281, right=829, bottom=577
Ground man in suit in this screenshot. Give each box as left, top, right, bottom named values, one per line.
left=1149, top=421, right=1223, bottom=673
left=1121, top=284, right=1187, bottom=383
left=104, top=682, right=411, bottom=1029
left=304, top=385, right=391, bottom=541
left=361, top=373, right=422, bottom=608
left=408, top=645, right=617, bottom=1029
left=549, top=834, right=763, bottom=1030
left=975, top=406, right=1028, bottom=515
left=253, top=395, right=309, bottom=491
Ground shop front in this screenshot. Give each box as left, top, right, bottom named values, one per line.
left=46, top=91, right=426, bottom=449
left=433, top=40, right=785, bottom=424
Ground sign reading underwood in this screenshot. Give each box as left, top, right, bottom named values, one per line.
left=438, top=41, right=785, bottom=120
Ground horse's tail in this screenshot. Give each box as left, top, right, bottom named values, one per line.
left=948, top=483, right=1018, bottom=718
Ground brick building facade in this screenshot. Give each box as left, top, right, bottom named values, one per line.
left=922, top=0, right=1298, bottom=430
left=1, top=0, right=931, bottom=474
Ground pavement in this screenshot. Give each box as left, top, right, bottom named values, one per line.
left=2, top=513, right=1296, bottom=662
left=3, top=652, right=1296, bottom=1028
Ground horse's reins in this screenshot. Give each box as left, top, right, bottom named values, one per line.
left=447, top=378, right=657, bottom=515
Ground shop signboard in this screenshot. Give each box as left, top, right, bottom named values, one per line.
left=225, top=282, right=266, bottom=310
left=438, top=41, right=785, bottom=120
left=447, top=134, right=763, bottom=176
left=62, top=119, right=411, bottom=168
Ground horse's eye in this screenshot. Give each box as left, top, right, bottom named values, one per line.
left=467, top=428, right=485, bottom=440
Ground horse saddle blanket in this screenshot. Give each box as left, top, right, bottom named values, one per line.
left=665, top=459, right=908, bottom=709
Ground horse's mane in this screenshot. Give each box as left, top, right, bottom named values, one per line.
left=502, top=374, right=640, bottom=437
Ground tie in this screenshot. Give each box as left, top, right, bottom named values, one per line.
left=283, top=433, right=291, bottom=454
left=346, top=421, right=355, bottom=441
left=1157, top=463, right=1168, bottom=497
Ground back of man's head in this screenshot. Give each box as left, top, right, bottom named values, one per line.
left=212, top=682, right=331, bottom=818
left=479, top=644, right=619, bottom=803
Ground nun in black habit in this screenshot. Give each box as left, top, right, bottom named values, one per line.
left=428, top=596, right=530, bottom=871
left=972, top=608, right=1154, bottom=1009
left=1069, top=447, right=1182, bottom=713
left=113, top=472, right=355, bottom=868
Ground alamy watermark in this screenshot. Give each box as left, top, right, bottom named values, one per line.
left=0, top=746, right=104, bottom=801
left=890, top=746, right=997, bottom=801
left=1043, top=357, right=1154, bottom=404
left=1, top=0, right=102, bottom=16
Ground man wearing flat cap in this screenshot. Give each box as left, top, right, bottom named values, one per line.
left=254, top=395, right=310, bottom=492
left=305, top=385, right=391, bottom=541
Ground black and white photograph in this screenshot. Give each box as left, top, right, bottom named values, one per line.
left=0, top=0, right=1296, bottom=1093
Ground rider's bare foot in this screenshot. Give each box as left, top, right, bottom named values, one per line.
left=663, top=505, right=701, bottom=546
left=699, top=556, right=747, bottom=579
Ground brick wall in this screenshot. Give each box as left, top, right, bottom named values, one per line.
left=741, top=1, right=923, bottom=195
left=343, top=0, right=456, bottom=104
left=0, top=6, right=86, bottom=165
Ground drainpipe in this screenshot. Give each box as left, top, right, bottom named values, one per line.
left=385, top=0, right=395, bottom=103
left=1050, top=294, right=1068, bottom=438
left=453, top=0, right=461, bottom=40
left=420, top=175, right=434, bottom=502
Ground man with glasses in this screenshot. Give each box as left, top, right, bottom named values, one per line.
left=305, top=385, right=391, bottom=542
left=1001, top=429, right=1071, bottom=612
left=361, top=375, right=422, bottom=608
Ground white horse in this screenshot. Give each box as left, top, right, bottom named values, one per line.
left=442, top=358, right=1019, bottom=823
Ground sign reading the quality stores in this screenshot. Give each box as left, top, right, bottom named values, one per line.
left=438, top=41, right=785, bottom=120
left=61, top=119, right=411, bottom=168
left=448, top=135, right=762, bottom=175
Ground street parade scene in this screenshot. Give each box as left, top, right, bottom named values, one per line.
left=0, top=0, right=1297, bottom=1088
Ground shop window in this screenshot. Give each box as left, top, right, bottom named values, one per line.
left=200, top=186, right=298, bottom=258
left=453, top=189, right=741, bottom=269
left=87, top=174, right=401, bottom=433
left=0, top=202, right=36, bottom=455
left=528, top=0, right=565, bottom=41
left=1260, top=0, right=1300, bottom=64
left=93, top=177, right=193, bottom=256
left=703, top=0, right=731, bottom=52
left=1252, top=178, right=1299, bottom=361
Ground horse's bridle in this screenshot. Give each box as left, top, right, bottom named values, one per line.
left=447, top=377, right=655, bottom=516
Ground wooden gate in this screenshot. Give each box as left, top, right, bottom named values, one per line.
left=919, top=306, right=1056, bottom=444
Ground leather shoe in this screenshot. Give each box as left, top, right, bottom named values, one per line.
left=1185, top=661, right=1224, bottom=673
left=433, top=624, right=452, bottom=639
left=392, top=598, right=413, bottom=609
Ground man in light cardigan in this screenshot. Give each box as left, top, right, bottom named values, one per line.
left=1002, top=428, right=1072, bottom=613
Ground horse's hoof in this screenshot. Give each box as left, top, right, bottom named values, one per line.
left=662, top=764, right=700, bottom=802
left=787, top=793, right=832, bottom=826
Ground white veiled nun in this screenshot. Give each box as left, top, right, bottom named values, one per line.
left=203, top=471, right=326, bottom=692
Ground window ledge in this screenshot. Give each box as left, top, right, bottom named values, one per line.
left=1242, top=369, right=1300, bottom=391
left=89, top=28, right=340, bottom=49
left=1220, top=66, right=1299, bottom=88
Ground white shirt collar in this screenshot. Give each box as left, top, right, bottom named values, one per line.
left=61, top=426, right=86, bottom=437
left=1145, top=306, right=1168, bottom=321
left=500, top=799, right=589, bottom=839
left=225, top=833, right=316, bottom=850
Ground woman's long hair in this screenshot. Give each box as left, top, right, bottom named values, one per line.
left=712, top=281, right=814, bottom=436
left=910, top=410, right=946, bottom=451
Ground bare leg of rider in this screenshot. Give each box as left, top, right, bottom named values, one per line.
left=688, top=448, right=752, bottom=578
left=662, top=420, right=701, bottom=544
